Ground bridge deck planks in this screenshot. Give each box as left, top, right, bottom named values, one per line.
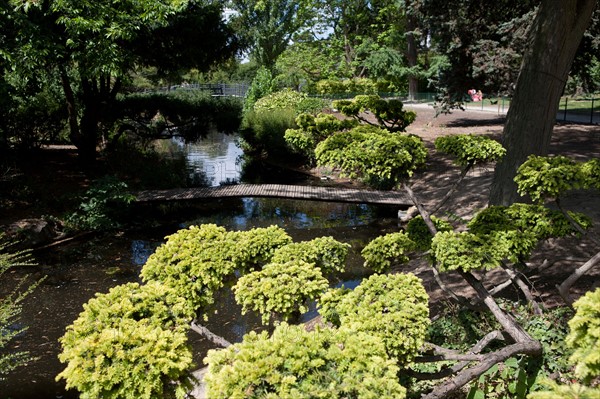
left=134, top=184, right=411, bottom=206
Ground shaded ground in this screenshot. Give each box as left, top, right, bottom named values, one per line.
left=403, top=105, right=600, bottom=309
left=1, top=106, right=599, bottom=398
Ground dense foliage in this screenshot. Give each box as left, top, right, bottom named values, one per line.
left=315, top=78, right=379, bottom=95
left=431, top=231, right=511, bottom=273
left=115, top=90, right=243, bottom=141
left=284, top=112, right=358, bottom=160
left=204, top=323, right=407, bottom=399
left=516, top=156, right=600, bottom=203
left=434, top=134, right=507, bottom=167
left=140, top=224, right=239, bottom=314
left=333, top=95, right=416, bottom=132
left=234, top=260, right=329, bottom=324
left=527, top=288, right=600, bottom=398
left=234, top=235, right=350, bottom=324
left=361, top=232, right=416, bottom=273
left=432, top=202, right=591, bottom=273
left=2, top=0, right=238, bottom=160
left=319, top=273, right=430, bottom=364
left=567, top=288, right=600, bottom=383
left=56, top=282, right=195, bottom=399
left=65, top=176, right=135, bottom=231
left=253, top=88, right=327, bottom=115
left=229, top=225, right=292, bottom=272
left=0, top=236, right=39, bottom=380
left=241, top=88, right=328, bottom=157
left=316, top=125, right=427, bottom=189
left=271, top=236, right=350, bottom=274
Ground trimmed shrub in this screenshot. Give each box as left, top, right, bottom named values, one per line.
left=204, top=323, right=407, bottom=398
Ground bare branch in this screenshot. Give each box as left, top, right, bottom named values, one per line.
left=558, top=250, right=600, bottom=306
left=422, top=341, right=542, bottom=399
left=410, top=331, right=505, bottom=380
left=461, top=271, right=532, bottom=343
left=415, top=353, right=484, bottom=363
left=501, top=263, right=542, bottom=315
left=488, top=278, right=513, bottom=297
left=401, top=182, right=437, bottom=235
left=430, top=165, right=472, bottom=215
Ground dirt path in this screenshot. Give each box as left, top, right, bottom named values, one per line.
left=404, top=105, right=600, bottom=308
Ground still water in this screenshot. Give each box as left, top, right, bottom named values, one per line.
left=158, top=132, right=243, bottom=186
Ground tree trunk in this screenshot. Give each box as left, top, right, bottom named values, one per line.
left=405, top=13, right=419, bottom=101
left=489, top=0, right=596, bottom=205
left=78, top=79, right=101, bottom=162
left=59, top=68, right=81, bottom=150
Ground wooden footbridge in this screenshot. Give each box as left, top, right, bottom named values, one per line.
left=134, top=184, right=412, bottom=206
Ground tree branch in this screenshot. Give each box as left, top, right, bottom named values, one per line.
left=401, top=182, right=474, bottom=307
left=410, top=331, right=505, bottom=381
left=190, top=321, right=232, bottom=348
left=422, top=341, right=542, bottom=399
left=557, top=250, right=600, bottom=306
left=401, top=182, right=438, bottom=235
left=461, top=271, right=532, bottom=343
left=500, top=262, right=542, bottom=315
left=488, top=278, right=514, bottom=297
left=430, top=164, right=472, bottom=215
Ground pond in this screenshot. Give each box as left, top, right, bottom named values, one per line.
left=159, top=132, right=244, bottom=187
left=3, top=133, right=403, bottom=398
left=156, top=131, right=314, bottom=187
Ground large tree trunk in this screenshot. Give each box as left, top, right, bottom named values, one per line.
left=405, top=13, right=419, bottom=101
left=59, top=68, right=81, bottom=149
left=489, top=0, right=596, bottom=205
left=59, top=72, right=121, bottom=163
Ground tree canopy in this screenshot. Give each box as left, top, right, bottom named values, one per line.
left=1, top=0, right=239, bottom=160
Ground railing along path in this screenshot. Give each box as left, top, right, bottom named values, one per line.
left=135, top=184, right=411, bottom=206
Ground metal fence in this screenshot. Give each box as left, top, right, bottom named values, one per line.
left=443, top=94, right=600, bottom=125
left=556, top=97, right=600, bottom=125
left=151, top=82, right=250, bottom=97
left=145, top=85, right=600, bottom=125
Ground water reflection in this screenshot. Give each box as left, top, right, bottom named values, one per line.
left=159, top=131, right=244, bottom=186
left=183, top=198, right=384, bottom=231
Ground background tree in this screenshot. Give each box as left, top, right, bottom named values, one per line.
left=567, top=6, right=600, bottom=93
left=304, top=0, right=429, bottom=95
left=228, top=0, right=315, bottom=70
left=416, top=0, right=539, bottom=105
left=489, top=0, right=597, bottom=205
left=5, top=0, right=238, bottom=161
